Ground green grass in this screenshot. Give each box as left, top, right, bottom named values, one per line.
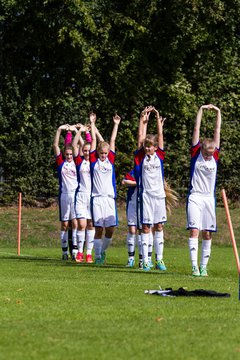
left=0, top=247, right=239, bottom=360
left=0, top=205, right=240, bottom=359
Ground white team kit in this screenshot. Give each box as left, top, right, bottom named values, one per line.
left=90, top=150, right=117, bottom=227
left=56, top=153, right=78, bottom=222
left=74, top=154, right=92, bottom=220
left=187, top=142, right=220, bottom=231
left=134, top=147, right=167, bottom=225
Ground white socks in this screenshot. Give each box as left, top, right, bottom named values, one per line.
left=201, top=240, right=212, bottom=268
left=77, top=230, right=85, bottom=253
left=127, top=233, right=135, bottom=259
left=188, top=238, right=198, bottom=267
left=189, top=238, right=212, bottom=268
left=102, top=237, right=112, bottom=252
left=154, top=231, right=164, bottom=261
left=86, top=229, right=95, bottom=255
left=141, top=233, right=149, bottom=263
left=61, top=231, right=68, bottom=254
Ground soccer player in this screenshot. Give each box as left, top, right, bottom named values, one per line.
left=134, top=106, right=167, bottom=271
left=122, top=170, right=143, bottom=268
left=89, top=113, right=121, bottom=264
left=72, top=116, right=104, bottom=263
left=187, top=104, right=221, bottom=277
left=53, top=124, right=78, bottom=260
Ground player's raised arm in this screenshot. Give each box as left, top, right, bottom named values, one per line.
left=192, top=105, right=209, bottom=146
left=90, top=113, right=97, bottom=152
left=53, top=124, right=70, bottom=156
left=72, top=124, right=87, bottom=157
left=211, top=104, right=221, bottom=149
left=154, top=108, right=165, bottom=149
left=138, top=106, right=153, bottom=149
left=110, top=114, right=121, bottom=152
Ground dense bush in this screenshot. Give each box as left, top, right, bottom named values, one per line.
left=0, top=0, right=239, bottom=204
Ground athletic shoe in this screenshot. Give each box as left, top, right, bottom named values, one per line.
left=155, top=259, right=167, bottom=271
left=95, top=257, right=102, bottom=265
left=86, top=254, right=93, bottom=263
left=75, top=252, right=84, bottom=263
left=62, top=254, right=69, bottom=261
left=139, top=261, right=143, bottom=269
left=142, top=262, right=151, bottom=271
left=71, top=253, right=76, bottom=261
left=126, top=258, right=135, bottom=268
left=192, top=266, right=200, bottom=276
left=200, top=266, right=208, bottom=277
left=148, top=259, right=154, bottom=268
left=101, top=251, right=106, bottom=264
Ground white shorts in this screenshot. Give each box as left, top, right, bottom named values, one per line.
left=92, top=196, right=118, bottom=228
left=187, top=194, right=216, bottom=232
left=59, top=192, right=76, bottom=222
left=140, top=192, right=167, bottom=225
left=127, top=197, right=138, bottom=227
left=75, top=192, right=91, bottom=219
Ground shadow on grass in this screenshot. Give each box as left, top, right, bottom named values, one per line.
left=0, top=253, right=177, bottom=275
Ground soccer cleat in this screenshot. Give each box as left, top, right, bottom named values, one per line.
left=126, top=258, right=135, bottom=268
left=86, top=254, right=93, bottom=263
left=200, top=266, right=208, bottom=277
left=62, top=254, right=69, bottom=261
left=101, top=251, right=106, bottom=264
left=75, top=252, right=84, bottom=263
left=142, top=262, right=151, bottom=271
left=148, top=259, right=154, bottom=269
left=71, top=253, right=76, bottom=261
left=155, top=259, right=167, bottom=271
left=95, top=257, right=102, bottom=265
left=192, top=266, right=200, bottom=276
left=139, top=261, right=143, bottom=269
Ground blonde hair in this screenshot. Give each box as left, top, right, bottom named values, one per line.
left=64, top=144, right=72, bottom=152
left=97, top=141, right=110, bottom=152
left=201, top=138, right=216, bottom=151
left=164, top=180, right=179, bottom=214
left=145, top=134, right=158, bottom=147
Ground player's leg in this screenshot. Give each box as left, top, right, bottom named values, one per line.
left=68, top=221, right=73, bottom=256
left=126, top=225, right=136, bottom=268
left=76, top=218, right=86, bottom=263
left=200, top=231, right=212, bottom=276
left=154, top=223, right=166, bottom=271
left=148, top=228, right=154, bottom=268
left=85, top=219, right=95, bottom=263
left=153, top=197, right=167, bottom=270
left=187, top=195, right=202, bottom=276
left=60, top=221, right=69, bottom=260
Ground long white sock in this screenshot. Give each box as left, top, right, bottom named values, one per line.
left=86, top=229, right=95, bottom=255
left=127, top=233, right=135, bottom=259
left=61, top=231, right=68, bottom=254
left=141, top=233, right=149, bottom=263
left=188, top=237, right=198, bottom=267
left=72, top=228, right=78, bottom=255
left=200, top=239, right=212, bottom=268
left=102, top=237, right=112, bottom=252
left=154, top=231, right=164, bottom=261
left=77, top=230, right=85, bottom=253
left=148, top=231, right=153, bottom=261
left=94, top=238, right=102, bottom=259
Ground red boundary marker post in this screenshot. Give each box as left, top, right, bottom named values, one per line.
left=221, top=189, right=240, bottom=300
left=17, top=192, right=22, bottom=256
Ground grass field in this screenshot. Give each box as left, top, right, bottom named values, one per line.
left=0, top=205, right=240, bottom=360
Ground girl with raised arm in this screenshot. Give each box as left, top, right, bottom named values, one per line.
left=187, top=104, right=221, bottom=276
left=90, top=114, right=121, bottom=264
left=53, top=125, right=78, bottom=260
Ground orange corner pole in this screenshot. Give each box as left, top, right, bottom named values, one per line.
left=17, top=192, right=22, bottom=256
left=221, top=189, right=240, bottom=274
